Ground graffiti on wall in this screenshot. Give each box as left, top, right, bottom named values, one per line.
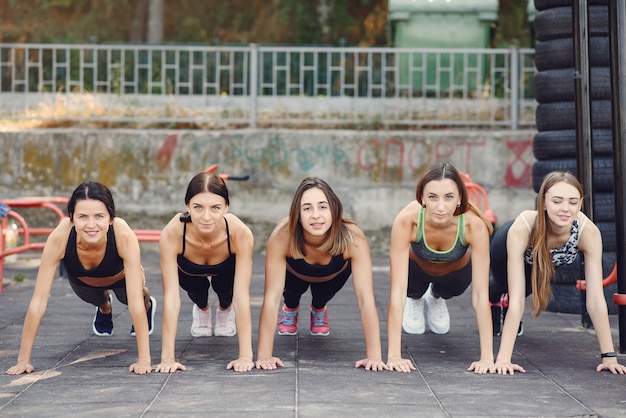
left=504, top=140, right=533, bottom=187
left=154, top=133, right=533, bottom=187
left=357, top=137, right=487, bottom=178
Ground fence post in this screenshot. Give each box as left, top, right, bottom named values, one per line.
left=249, top=43, right=258, bottom=128
left=510, top=46, right=519, bottom=130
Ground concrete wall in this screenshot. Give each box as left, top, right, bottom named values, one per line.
left=0, top=129, right=537, bottom=245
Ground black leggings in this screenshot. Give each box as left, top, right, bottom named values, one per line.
left=489, top=219, right=533, bottom=304
left=407, top=259, right=472, bottom=300
left=179, top=275, right=234, bottom=309
left=68, top=276, right=128, bottom=306
left=283, top=266, right=352, bottom=310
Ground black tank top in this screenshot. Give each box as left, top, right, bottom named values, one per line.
left=286, top=255, right=351, bottom=283
left=176, top=218, right=236, bottom=279
left=62, top=225, right=124, bottom=280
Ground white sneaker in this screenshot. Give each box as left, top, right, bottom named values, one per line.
left=214, top=307, right=236, bottom=337
left=424, top=287, right=450, bottom=334
left=402, top=297, right=425, bottom=334
left=191, top=304, right=213, bottom=337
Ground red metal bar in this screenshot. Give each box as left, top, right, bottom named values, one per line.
left=576, top=262, right=618, bottom=291
left=1, top=197, right=165, bottom=293
left=460, top=172, right=497, bottom=225
left=1, top=197, right=69, bottom=294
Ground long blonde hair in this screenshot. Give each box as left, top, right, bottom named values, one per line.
left=530, top=171, right=584, bottom=317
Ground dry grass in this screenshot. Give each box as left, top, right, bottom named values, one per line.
left=0, top=93, right=535, bottom=130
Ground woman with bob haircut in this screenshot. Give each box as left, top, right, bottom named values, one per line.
left=6, top=181, right=155, bottom=375
left=155, top=172, right=254, bottom=373
left=256, top=177, right=387, bottom=371
left=489, top=171, right=626, bottom=375
left=387, top=162, right=494, bottom=374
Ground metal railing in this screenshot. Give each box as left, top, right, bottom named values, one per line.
left=0, top=43, right=536, bottom=129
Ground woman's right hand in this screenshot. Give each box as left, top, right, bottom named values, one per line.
left=386, top=356, right=416, bottom=373
left=255, top=356, right=284, bottom=370
left=5, top=361, right=34, bottom=375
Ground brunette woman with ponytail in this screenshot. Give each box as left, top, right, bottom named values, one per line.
left=387, top=162, right=494, bottom=374
left=489, top=171, right=626, bottom=375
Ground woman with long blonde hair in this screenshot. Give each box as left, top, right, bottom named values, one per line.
left=489, top=171, right=626, bottom=375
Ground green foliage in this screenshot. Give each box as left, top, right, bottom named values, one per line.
left=13, top=273, right=26, bottom=282
left=2, top=0, right=530, bottom=48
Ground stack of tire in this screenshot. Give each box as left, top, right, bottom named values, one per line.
left=532, top=0, right=617, bottom=314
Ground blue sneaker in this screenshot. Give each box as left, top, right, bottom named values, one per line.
left=93, top=293, right=113, bottom=336
left=131, top=296, right=157, bottom=336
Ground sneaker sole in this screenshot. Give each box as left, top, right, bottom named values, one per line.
left=278, top=330, right=297, bottom=335
left=402, top=326, right=425, bottom=335
left=191, top=330, right=213, bottom=337
left=214, top=330, right=237, bottom=337
left=427, top=323, right=450, bottom=335
left=310, top=330, right=329, bottom=336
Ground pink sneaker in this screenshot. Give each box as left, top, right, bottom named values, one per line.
left=278, top=305, right=298, bottom=335
left=310, top=306, right=329, bottom=336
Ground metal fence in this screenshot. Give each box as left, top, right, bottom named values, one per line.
left=0, top=43, right=536, bottom=129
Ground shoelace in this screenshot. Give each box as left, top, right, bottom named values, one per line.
left=406, top=299, right=420, bottom=318
left=197, top=308, right=211, bottom=328
left=281, top=310, right=297, bottom=326
left=216, top=310, right=230, bottom=328
left=311, top=309, right=326, bottom=326
left=430, top=296, right=447, bottom=320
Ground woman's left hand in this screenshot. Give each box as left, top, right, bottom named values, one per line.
left=128, top=360, right=152, bottom=375
left=467, top=359, right=494, bottom=375
left=596, top=358, right=626, bottom=375
left=227, top=357, right=255, bottom=373
left=355, top=357, right=389, bottom=371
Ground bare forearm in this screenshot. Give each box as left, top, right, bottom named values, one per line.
left=160, top=305, right=180, bottom=361
left=386, top=302, right=403, bottom=359
left=235, top=306, right=253, bottom=359
left=257, top=305, right=278, bottom=358
left=587, top=300, right=615, bottom=353
left=360, top=307, right=383, bottom=359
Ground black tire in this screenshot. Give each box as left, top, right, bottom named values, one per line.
left=534, top=6, right=609, bottom=42
left=534, top=0, right=608, bottom=11
left=597, top=221, right=616, bottom=253
left=552, top=250, right=616, bottom=284
left=535, top=100, right=612, bottom=131
left=547, top=282, right=618, bottom=314
left=534, top=37, right=610, bottom=71
left=531, top=158, right=614, bottom=193
left=533, top=67, right=611, bottom=103
left=590, top=193, right=616, bottom=223
left=532, top=129, right=613, bottom=160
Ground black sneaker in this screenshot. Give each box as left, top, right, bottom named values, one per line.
left=93, top=293, right=113, bottom=336
left=130, top=296, right=157, bottom=336
left=491, top=304, right=502, bottom=336
left=500, top=306, right=524, bottom=337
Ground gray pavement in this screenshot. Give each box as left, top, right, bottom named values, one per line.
left=1, top=250, right=625, bottom=418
